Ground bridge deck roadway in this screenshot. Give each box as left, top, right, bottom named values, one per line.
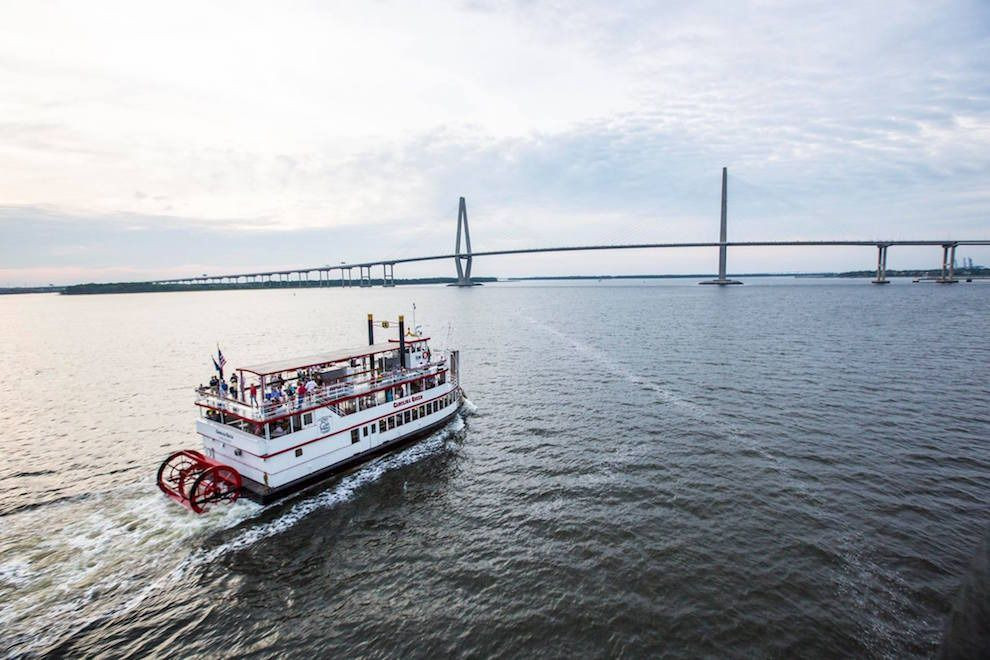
left=152, top=239, right=990, bottom=284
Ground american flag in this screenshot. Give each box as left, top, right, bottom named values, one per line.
left=213, top=347, right=226, bottom=378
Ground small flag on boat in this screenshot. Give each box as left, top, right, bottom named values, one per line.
left=213, top=347, right=226, bottom=378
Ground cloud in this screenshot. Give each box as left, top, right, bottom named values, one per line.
left=0, top=0, right=988, bottom=284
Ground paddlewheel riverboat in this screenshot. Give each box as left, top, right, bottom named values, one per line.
left=157, top=314, right=462, bottom=513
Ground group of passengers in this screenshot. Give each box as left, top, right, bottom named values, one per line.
left=263, top=371, right=322, bottom=411
left=205, top=373, right=243, bottom=400
left=202, top=358, right=440, bottom=414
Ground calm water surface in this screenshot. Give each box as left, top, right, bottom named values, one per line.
left=0, top=279, right=988, bottom=657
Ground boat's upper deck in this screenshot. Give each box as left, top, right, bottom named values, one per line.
left=196, top=337, right=442, bottom=423
left=197, top=360, right=448, bottom=423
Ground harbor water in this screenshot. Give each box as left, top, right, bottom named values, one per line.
left=1, top=279, right=988, bottom=657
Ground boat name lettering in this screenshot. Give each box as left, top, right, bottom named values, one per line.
left=216, top=429, right=234, bottom=440
left=393, top=394, right=424, bottom=408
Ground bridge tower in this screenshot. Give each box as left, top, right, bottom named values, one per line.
left=700, top=167, right=743, bottom=285
left=451, top=196, right=481, bottom=286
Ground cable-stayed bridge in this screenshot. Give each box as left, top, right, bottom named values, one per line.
left=149, top=169, right=990, bottom=288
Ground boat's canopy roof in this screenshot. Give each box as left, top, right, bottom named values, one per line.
left=238, top=337, right=429, bottom=377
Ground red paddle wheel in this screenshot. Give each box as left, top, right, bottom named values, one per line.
left=157, top=450, right=242, bottom=514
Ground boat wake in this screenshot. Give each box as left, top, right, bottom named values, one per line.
left=0, top=408, right=473, bottom=657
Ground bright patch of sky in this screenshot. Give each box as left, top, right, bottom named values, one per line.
left=1, top=0, right=988, bottom=284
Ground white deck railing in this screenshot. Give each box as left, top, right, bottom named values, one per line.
left=196, top=361, right=448, bottom=422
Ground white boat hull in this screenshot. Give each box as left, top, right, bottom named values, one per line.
left=196, top=381, right=462, bottom=503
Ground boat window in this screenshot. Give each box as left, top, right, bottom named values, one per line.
left=351, top=429, right=359, bottom=444
left=363, top=426, right=368, bottom=437
left=379, top=419, right=386, bottom=433
left=388, top=416, right=395, bottom=430
left=303, top=412, right=313, bottom=426
left=412, top=408, right=419, bottom=420
left=371, top=424, right=376, bottom=434
left=403, top=411, right=411, bottom=424
left=419, top=405, right=426, bottom=416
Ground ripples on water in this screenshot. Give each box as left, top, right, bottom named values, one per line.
left=0, top=280, right=988, bottom=657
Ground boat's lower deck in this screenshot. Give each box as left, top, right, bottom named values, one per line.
left=239, top=403, right=462, bottom=505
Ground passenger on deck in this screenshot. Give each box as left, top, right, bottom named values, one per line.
left=306, top=377, right=317, bottom=400
left=296, top=381, right=306, bottom=409
left=220, top=381, right=229, bottom=398
left=209, top=375, right=219, bottom=393
left=271, top=423, right=286, bottom=437
left=249, top=383, right=258, bottom=406
left=229, top=373, right=239, bottom=399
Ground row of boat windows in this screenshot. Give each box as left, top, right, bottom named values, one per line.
left=337, top=372, right=447, bottom=416
left=205, top=391, right=456, bottom=439
left=348, top=393, right=457, bottom=444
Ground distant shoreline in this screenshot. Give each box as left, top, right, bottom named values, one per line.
left=1, top=268, right=987, bottom=295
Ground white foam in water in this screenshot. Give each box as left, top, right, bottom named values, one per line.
left=180, top=415, right=466, bottom=570
left=0, top=410, right=471, bottom=656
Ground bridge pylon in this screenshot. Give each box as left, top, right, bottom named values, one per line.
left=450, top=196, right=481, bottom=286
left=872, top=244, right=890, bottom=284
left=700, top=167, right=743, bottom=286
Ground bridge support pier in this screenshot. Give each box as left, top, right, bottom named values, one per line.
left=872, top=245, right=890, bottom=284
left=700, top=167, right=742, bottom=285
left=359, top=265, right=372, bottom=287
left=450, top=196, right=481, bottom=286
left=382, top=263, right=396, bottom=287
left=937, top=244, right=958, bottom=283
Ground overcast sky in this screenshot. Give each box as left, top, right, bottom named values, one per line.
left=1, top=0, right=988, bottom=285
